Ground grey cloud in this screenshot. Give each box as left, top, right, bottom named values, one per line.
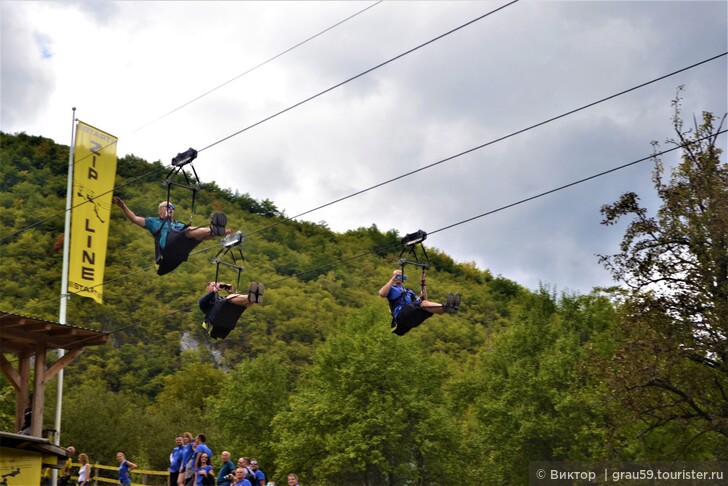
left=0, top=4, right=55, bottom=130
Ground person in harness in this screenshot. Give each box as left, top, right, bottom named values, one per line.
left=112, top=197, right=233, bottom=275
left=199, top=280, right=264, bottom=339
left=378, top=269, right=461, bottom=336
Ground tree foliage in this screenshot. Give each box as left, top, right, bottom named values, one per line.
left=599, top=89, right=728, bottom=441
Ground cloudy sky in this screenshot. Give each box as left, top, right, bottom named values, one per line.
left=2, top=0, right=726, bottom=294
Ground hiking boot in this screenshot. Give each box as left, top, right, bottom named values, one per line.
left=444, top=293, right=461, bottom=314
left=248, top=282, right=264, bottom=304
left=255, top=282, right=265, bottom=304
left=452, top=293, right=461, bottom=312
left=210, top=212, right=227, bottom=237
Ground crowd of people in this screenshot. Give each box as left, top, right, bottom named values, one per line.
left=167, top=432, right=300, bottom=486
left=46, top=436, right=301, bottom=486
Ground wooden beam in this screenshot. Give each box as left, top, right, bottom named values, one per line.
left=46, top=348, right=83, bottom=380
left=0, top=353, right=21, bottom=390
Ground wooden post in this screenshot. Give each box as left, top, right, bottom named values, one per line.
left=30, top=343, right=47, bottom=437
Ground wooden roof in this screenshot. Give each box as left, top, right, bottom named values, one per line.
left=0, top=312, right=109, bottom=354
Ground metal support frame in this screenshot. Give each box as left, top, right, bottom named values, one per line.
left=213, top=232, right=246, bottom=289
left=164, top=148, right=200, bottom=225
left=397, top=229, right=430, bottom=272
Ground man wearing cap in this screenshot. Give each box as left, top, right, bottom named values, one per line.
left=112, top=197, right=233, bottom=275
left=378, top=269, right=461, bottom=336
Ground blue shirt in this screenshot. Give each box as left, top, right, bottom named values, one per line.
left=144, top=217, right=186, bottom=249
left=195, top=443, right=212, bottom=461
left=170, top=445, right=184, bottom=473
left=181, top=443, right=194, bottom=470
left=118, top=460, right=132, bottom=483
left=386, top=285, right=420, bottom=319
left=195, top=465, right=212, bottom=486
left=253, top=470, right=266, bottom=484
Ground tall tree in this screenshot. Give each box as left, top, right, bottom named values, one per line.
left=599, top=90, right=728, bottom=441
left=271, top=306, right=460, bottom=486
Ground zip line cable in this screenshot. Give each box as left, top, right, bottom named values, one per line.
left=33, top=2, right=384, bottom=181
left=264, top=130, right=727, bottom=286
left=5, top=129, right=724, bottom=329
left=243, top=51, right=728, bottom=238
left=197, top=0, right=521, bottom=153
left=1, top=1, right=519, bottom=242
left=130, top=1, right=384, bottom=134
left=1, top=51, right=724, bottom=319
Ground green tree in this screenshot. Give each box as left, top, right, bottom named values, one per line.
left=61, top=379, right=150, bottom=468
left=599, top=91, right=728, bottom=444
left=207, top=354, right=291, bottom=476
left=451, top=288, right=619, bottom=484
left=271, top=306, right=460, bottom=485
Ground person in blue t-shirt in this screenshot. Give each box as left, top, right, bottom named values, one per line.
left=250, top=459, right=266, bottom=486
left=194, top=452, right=213, bottom=486
left=192, top=434, right=213, bottom=476
left=112, top=197, right=233, bottom=275
left=179, top=432, right=195, bottom=486
left=379, top=269, right=461, bottom=336
left=169, top=435, right=184, bottom=485
left=116, top=452, right=137, bottom=486
left=232, top=468, right=252, bottom=486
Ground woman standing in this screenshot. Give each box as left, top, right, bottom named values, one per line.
left=195, top=452, right=213, bottom=486
left=116, top=452, right=137, bottom=486
left=76, top=453, right=90, bottom=486
left=178, top=432, right=195, bottom=486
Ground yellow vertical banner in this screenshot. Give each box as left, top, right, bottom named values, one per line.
left=68, top=121, right=118, bottom=303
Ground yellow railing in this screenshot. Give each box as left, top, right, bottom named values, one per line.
left=70, top=462, right=168, bottom=486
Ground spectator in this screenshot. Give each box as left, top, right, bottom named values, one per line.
left=59, top=446, right=76, bottom=486
left=179, top=432, right=195, bottom=486
left=239, top=458, right=256, bottom=484
left=170, top=435, right=184, bottom=486
left=77, top=453, right=91, bottom=486
left=19, top=407, right=31, bottom=434
left=287, top=473, right=300, bottom=486
left=116, top=452, right=137, bottom=486
left=232, top=468, right=251, bottom=486
left=217, top=451, right=236, bottom=486
left=193, top=434, right=213, bottom=474
left=195, top=452, right=213, bottom=486
left=249, top=460, right=266, bottom=486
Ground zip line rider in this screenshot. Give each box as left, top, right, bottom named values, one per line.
left=199, top=280, right=264, bottom=339
left=112, top=197, right=232, bottom=275
left=379, top=268, right=461, bottom=336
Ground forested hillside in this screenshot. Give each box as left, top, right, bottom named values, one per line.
left=1, top=126, right=726, bottom=485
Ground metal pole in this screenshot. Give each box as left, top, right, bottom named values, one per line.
left=53, top=107, right=76, bottom=486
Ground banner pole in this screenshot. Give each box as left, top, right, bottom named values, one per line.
left=53, top=107, right=76, bottom=485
